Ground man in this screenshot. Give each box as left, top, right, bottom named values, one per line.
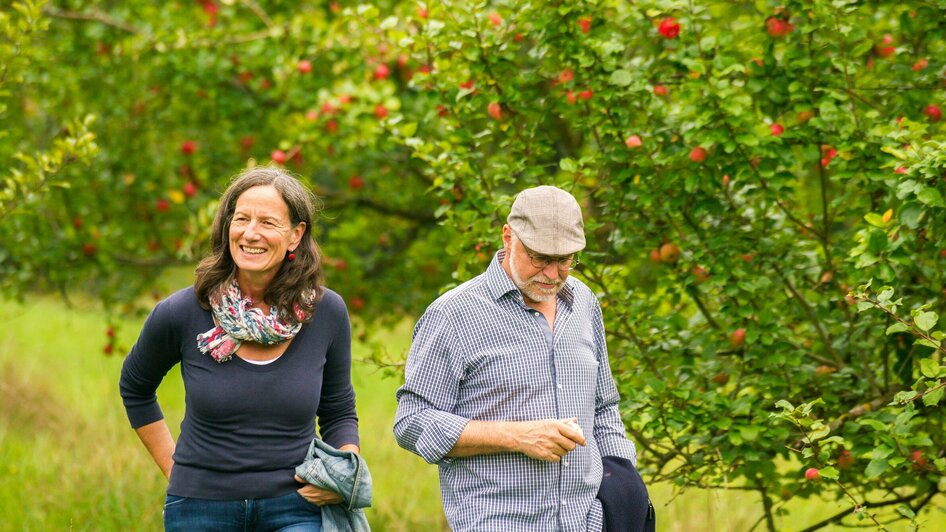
left=394, top=185, right=642, bottom=531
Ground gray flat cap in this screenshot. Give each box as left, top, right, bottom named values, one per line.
left=507, top=185, right=585, bottom=256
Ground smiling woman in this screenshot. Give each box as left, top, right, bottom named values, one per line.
left=119, top=166, right=365, bottom=532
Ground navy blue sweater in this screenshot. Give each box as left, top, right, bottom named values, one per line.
left=119, top=286, right=359, bottom=500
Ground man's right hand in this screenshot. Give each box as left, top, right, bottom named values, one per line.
left=513, top=418, right=587, bottom=463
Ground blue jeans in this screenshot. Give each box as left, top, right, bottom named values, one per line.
left=163, top=491, right=322, bottom=532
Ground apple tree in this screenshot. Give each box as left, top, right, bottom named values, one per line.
left=3, top=0, right=946, bottom=529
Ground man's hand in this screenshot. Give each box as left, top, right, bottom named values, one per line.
left=513, top=418, right=587, bottom=463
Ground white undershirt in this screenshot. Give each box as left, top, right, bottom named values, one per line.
left=239, top=354, right=283, bottom=365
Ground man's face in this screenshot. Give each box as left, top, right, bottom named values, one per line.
left=507, top=234, right=570, bottom=304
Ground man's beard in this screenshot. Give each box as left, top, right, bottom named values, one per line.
left=509, top=249, right=564, bottom=303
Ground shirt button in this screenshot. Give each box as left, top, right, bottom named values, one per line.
left=563, top=458, right=569, bottom=466
left=561, top=499, right=567, bottom=506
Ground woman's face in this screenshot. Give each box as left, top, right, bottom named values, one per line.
left=228, top=185, right=305, bottom=287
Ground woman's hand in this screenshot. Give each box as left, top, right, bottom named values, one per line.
left=294, top=475, right=344, bottom=506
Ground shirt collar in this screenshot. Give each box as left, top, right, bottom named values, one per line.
left=486, top=249, right=575, bottom=307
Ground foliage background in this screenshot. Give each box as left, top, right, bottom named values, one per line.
left=3, top=0, right=946, bottom=529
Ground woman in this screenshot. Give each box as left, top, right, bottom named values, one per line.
left=120, top=166, right=359, bottom=531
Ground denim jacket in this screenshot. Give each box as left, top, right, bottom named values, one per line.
left=295, top=439, right=372, bottom=532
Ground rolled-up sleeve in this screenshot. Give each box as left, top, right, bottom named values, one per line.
left=590, top=298, right=637, bottom=465
left=393, top=308, right=469, bottom=464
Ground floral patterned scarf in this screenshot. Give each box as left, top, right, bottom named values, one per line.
left=197, top=278, right=309, bottom=363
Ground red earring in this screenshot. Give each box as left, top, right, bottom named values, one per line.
left=287, top=251, right=296, bottom=262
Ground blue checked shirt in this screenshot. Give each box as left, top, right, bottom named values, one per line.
left=394, top=251, right=636, bottom=531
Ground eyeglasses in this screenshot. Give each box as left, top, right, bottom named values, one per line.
left=523, top=249, right=580, bottom=271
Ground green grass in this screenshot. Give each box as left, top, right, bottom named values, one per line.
left=1, top=294, right=944, bottom=531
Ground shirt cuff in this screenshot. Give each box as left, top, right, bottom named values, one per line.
left=414, top=411, right=470, bottom=465
left=598, top=437, right=637, bottom=467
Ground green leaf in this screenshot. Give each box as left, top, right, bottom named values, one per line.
left=921, top=359, right=940, bottom=379
left=608, top=69, right=632, bottom=87
left=809, top=422, right=830, bottom=441
left=559, top=158, right=578, bottom=172
left=922, top=386, right=943, bottom=407
left=916, top=338, right=941, bottom=350
left=917, top=187, right=944, bottom=208
left=819, top=466, right=839, bottom=480
left=774, top=399, right=794, bottom=412
left=893, top=390, right=919, bottom=403
left=864, top=458, right=887, bottom=479
left=914, top=311, right=938, bottom=332
left=863, top=212, right=885, bottom=227
left=885, top=322, right=909, bottom=335
left=896, top=504, right=916, bottom=519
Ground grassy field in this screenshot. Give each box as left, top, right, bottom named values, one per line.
left=1, top=293, right=943, bottom=531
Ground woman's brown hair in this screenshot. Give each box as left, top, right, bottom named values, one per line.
left=194, top=166, right=324, bottom=323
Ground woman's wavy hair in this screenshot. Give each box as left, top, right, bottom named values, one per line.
left=194, top=166, right=324, bottom=324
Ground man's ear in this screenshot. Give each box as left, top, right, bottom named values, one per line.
left=502, top=224, right=513, bottom=250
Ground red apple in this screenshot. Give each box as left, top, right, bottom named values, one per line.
left=155, top=198, right=170, bottom=213
left=488, top=11, right=502, bottom=27
left=298, top=60, right=312, bottom=74
left=765, top=16, right=794, bottom=37
left=374, top=104, right=388, bottom=119
left=689, top=146, right=707, bottom=163
left=649, top=249, right=661, bottom=263
left=566, top=91, right=577, bottom=104
left=653, top=84, right=668, bottom=97
left=183, top=182, right=198, bottom=198
left=578, top=89, right=593, bottom=100
left=804, top=467, right=819, bottom=480
left=103, top=344, right=114, bottom=355
left=770, top=123, right=784, bottom=136
left=349, top=175, right=364, bottom=190
left=729, top=328, right=746, bottom=347
left=488, top=101, right=502, bottom=120
left=558, top=69, right=574, bottom=84
left=796, top=110, right=814, bottom=123
left=106, top=327, right=115, bottom=338
left=923, top=104, right=942, bottom=122
left=625, top=135, right=643, bottom=148
left=578, top=17, right=591, bottom=34
left=692, top=266, right=709, bottom=283
left=271, top=149, right=287, bottom=165
left=659, top=243, right=680, bottom=264
left=240, top=135, right=254, bottom=151
left=326, top=120, right=338, bottom=134
left=147, top=240, right=160, bottom=252
left=837, top=450, right=855, bottom=469
left=180, top=140, right=197, bottom=155
left=374, top=63, right=390, bottom=80
left=350, top=297, right=365, bottom=310
left=459, top=80, right=475, bottom=90
left=722, top=175, right=731, bottom=187
left=82, top=242, right=97, bottom=256
left=658, top=17, right=680, bottom=39
left=417, top=6, right=428, bottom=18
left=913, top=58, right=928, bottom=71
left=73, top=215, right=83, bottom=229
left=711, top=372, right=729, bottom=386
